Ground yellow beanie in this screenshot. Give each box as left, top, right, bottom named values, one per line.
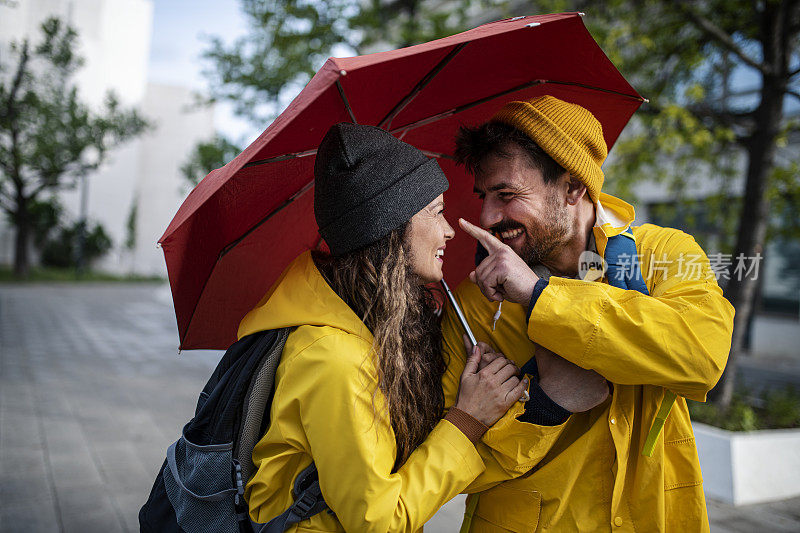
left=491, top=95, right=607, bottom=203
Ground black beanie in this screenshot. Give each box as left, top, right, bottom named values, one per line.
left=314, top=123, right=449, bottom=256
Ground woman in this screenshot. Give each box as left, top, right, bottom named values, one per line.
left=239, top=123, right=527, bottom=532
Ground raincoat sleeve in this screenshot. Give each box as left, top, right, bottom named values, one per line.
left=528, top=228, right=735, bottom=402
left=441, top=304, right=569, bottom=493
left=291, top=333, right=485, bottom=532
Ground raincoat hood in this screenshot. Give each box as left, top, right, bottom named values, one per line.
left=237, top=251, right=373, bottom=343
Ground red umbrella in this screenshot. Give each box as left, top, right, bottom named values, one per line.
left=160, top=12, right=645, bottom=350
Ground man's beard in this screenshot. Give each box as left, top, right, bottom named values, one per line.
left=518, top=210, right=570, bottom=268
left=491, top=196, right=571, bottom=269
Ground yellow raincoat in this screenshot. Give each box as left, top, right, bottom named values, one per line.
left=240, top=251, right=485, bottom=532
left=441, top=193, right=735, bottom=532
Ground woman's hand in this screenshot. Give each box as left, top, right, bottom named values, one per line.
left=455, top=344, right=528, bottom=427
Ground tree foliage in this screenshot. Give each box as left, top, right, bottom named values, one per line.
left=0, top=17, right=149, bottom=277
left=185, top=0, right=507, bottom=185
left=201, top=0, right=507, bottom=125
left=180, top=134, right=242, bottom=188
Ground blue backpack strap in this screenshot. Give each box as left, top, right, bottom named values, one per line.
left=603, top=229, right=677, bottom=456
left=255, top=462, right=329, bottom=532
left=604, top=229, right=649, bottom=295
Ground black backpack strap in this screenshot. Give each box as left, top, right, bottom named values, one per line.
left=254, top=462, right=329, bottom=532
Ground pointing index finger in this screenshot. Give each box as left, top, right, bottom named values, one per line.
left=459, top=218, right=505, bottom=253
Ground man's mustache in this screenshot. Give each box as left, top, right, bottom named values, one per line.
left=488, top=220, right=526, bottom=236
left=475, top=220, right=528, bottom=267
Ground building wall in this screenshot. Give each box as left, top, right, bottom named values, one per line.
left=129, top=83, right=215, bottom=275
left=0, top=0, right=215, bottom=275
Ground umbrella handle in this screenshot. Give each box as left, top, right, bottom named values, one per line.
left=441, top=279, right=478, bottom=348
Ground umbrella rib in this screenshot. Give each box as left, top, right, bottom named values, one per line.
left=389, top=79, right=546, bottom=134
left=389, top=80, right=645, bottom=136
left=544, top=80, right=646, bottom=101
left=242, top=149, right=317, bottom=169
left=378, top=42, right=469, bottom=130
left=420, top=150, right=455, bottom=160
left=219, top=180, right=316, bottom=259
left=337, top=80, right=358, bottom=123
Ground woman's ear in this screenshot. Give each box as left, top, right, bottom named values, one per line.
left=565, top=175, right=587, bottom=205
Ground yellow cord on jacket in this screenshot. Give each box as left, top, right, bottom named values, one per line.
left=642, top=390, right=678, bottom=457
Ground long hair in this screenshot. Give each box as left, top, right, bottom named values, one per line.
left=312, top=223, right=445, bottom=469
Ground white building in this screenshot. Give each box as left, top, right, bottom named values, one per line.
left=0, top=0, right=215, bottom=276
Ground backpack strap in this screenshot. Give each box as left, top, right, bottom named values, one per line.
left=236, top=327, right=293, bottom=484
left=603, top=230, right=677, bottom=457
left=254, top=462, right=329, bottom=532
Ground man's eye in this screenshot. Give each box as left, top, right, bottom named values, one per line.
left=498, top=192, right=514, bottom=199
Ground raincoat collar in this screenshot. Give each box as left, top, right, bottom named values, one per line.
left=531, top=192, right=635, bottom=281
left=593, top=192, right=636, bottom=259
left=237, top=251, right=374, bottom=343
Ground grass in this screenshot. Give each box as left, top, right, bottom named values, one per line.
left=0, top=265, right=164, bottom=283
left=688, top=386, right=800, bottom=431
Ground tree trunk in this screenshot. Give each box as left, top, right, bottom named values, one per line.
left=711, top=2, right=790, bottom=409
left=13, top=204, right=31, bottom=278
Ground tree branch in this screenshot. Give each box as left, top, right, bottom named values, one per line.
left=676, top=1, right=772, bottom=76
left=788, top=89, right=800, bottom=102
left=0, top=200, right=14, bottom=216
left=2, top=41, right=30, bottom=123
left=28, top=167, right=85, bottom=200
left=791, top=65, right=800, bottom=78
left=0, top=184, right=15, bottom=213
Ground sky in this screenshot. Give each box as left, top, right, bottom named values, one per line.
left=148, top=0, right=258, bottom=144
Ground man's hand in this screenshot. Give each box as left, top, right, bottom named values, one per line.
left=534, top=344, right=609, bottom=413
left=459, top=218, right=540, bottom=305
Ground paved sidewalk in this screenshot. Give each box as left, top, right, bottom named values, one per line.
left=1, top=284, right=798, bottom=532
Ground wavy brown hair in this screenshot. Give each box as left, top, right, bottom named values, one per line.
left=312, top=223, right=445, bottom=470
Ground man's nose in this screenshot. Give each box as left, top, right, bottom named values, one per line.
left=479, top=201, right=503, bottom=231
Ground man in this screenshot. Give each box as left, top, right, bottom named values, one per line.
left=440, top=95, right=735, bottom=531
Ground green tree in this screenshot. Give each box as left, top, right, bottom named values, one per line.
left=180, top=134, right=242, bottom=188
left=200, top=0, right=503, bottom=125
left=199, top=0, right=799, bottom=409
left=0, top=17, right=149, bottom=277
left=566, top=0, right=800, bottom=408
left=40, top=218, right=112, bottom=269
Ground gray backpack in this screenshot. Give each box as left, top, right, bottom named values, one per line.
left=139, top=327, right=330, bottom=533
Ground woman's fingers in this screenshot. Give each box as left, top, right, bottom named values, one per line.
left=476, top=341, right=495, bottom=354
left=463, top=345, right=481, bottom=375
left=494, top=361, right=520, bottom=383
left=482, top=354, right=512, bottom=375
left=505, top=377, right=530, bottom=406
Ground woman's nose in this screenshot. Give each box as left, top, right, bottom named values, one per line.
left=444, top=219, right=455, bottom=240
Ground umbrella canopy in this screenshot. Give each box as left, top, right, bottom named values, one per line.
left=160, top=12, right=645, bottom=350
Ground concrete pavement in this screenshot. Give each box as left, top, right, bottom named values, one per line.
left=1, top=283, right=798, bottom=532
